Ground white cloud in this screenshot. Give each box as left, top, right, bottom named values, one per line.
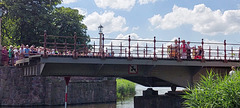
left=94, top=0, right=136, bottom=11
left=148, top=4, right=240, bottom=35
left=112, top=33, right=154, bottom=48
left=83, top=11, right=129, bottom=33
left=139, top=0, right=157, bottom=5
left=132, top=26, right=139, bottom=31
left=62, top=0, right=77, bottom=4
left=74, top=8, right=88, bottom=16
left=108, top=33, right=154, bottom=55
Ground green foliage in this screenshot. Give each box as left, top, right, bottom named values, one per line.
left=0, top=0, right=89, bottom=46
left=183, top=70, right=240, bottom=108
left=116, top=78, right=136, bottom=100
left=51, top=7, right=90, bottom=47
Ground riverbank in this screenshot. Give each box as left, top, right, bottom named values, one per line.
left=116, top=79, right=136, bottom=100
left=183, top=70, right=240, bottom=107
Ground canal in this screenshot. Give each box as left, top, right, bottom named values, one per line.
left=17, top=84, right=183, bottom=108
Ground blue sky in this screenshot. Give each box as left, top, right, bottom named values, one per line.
left=59, top=0, right=240, bottom=44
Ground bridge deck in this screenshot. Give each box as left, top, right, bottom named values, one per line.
left=41, top=55, right=238, bottom=67
left=17, top=33, right=240, bottom=87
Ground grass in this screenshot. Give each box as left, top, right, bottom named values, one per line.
left=183, top=70, right=240, bottom=108
left=116, top=78, right=136, bottom=101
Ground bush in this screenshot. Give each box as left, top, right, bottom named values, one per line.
left=183, top=70, right=240, bottom=108
left=116, top=78, right=136, bottom=100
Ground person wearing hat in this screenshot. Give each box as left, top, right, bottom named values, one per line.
left=8, top=45, right=14, bottom=66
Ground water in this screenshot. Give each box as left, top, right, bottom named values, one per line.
left=1, top=84, right=184, bottom=108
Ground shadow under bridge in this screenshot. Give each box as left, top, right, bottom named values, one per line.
left=39, top=56, right=235, bottom=88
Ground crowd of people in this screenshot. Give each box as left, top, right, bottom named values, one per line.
left=1, top=40, right=204, bottom=66
left=1, top=44, right=40, bottom=66
left=1, top=44, right=69, bottom=66
left=167, top=39, right=203, bottom=60
left=1, top=44, right=105, bottom=66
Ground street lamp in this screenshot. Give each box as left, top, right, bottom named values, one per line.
left=98, top=24, right=103, bottom=53
left=0, top=8, right=3, bottom=65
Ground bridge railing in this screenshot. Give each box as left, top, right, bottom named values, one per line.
left=41, top=31, right=240, bottom=62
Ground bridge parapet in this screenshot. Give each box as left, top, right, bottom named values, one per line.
left=15, top=55, right=42, bottom=76
left=40, top=31, right=240, bottom=62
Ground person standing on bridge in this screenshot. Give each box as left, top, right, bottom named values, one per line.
left=195, top=46, right=203, bottom=59
left=24, top=45, right=30, bottom=58
left=172, top=39, right=179, bottom=59
left=8, top=45, right=14, bottom=66
left=180, top=40, right=187, bottom=59
left=229, top=66, right=237, bottom=76
left=186, top=41, right=191, bottom=60
left=1, top=46, right=9, bottom=66
left=13, top=46, right=19, bottom=64
left=19, top=44, right=25, bottom=59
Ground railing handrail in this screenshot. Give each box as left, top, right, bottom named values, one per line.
left=40, top=31, right=240, bottom=62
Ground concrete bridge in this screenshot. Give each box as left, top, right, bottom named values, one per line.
left=16, top=32, right=240, bottom=91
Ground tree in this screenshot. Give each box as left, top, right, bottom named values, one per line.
left=1, top=1, right=90, bottom=47
left=0, top=0, right=61, bottom=46
left=51, top=7, right=90, bottom=46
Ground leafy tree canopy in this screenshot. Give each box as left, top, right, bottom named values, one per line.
left=0, top=0, right=89, bottom=47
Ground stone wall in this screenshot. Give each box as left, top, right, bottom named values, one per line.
left=0, top=67, right=116, bottom=106
left=134, top=88, right=185, bottom=108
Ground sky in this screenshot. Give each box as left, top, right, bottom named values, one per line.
left=59, top=0, right=240, bottom=45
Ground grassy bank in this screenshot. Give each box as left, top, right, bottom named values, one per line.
left=183, top=70, right=240, bottom=108
left=116, top=78, right=136, bottom=100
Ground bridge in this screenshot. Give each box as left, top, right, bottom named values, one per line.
left=16, top=31, right=240, bottom=91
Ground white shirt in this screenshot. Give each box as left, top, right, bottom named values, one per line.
left=229, top=70, right=236, bottom=76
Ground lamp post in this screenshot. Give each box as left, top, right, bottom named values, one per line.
left=0, top=8, right=3, bottom=65
left=98, top=24, right=103, bottom=53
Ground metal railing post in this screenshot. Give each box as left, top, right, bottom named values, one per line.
left=43, top=30, right=47, bottom=58
left=128, top=35, right=131, bottom=60
left=201, top=39, right=205, bottom=62
left=153, top=37, right=157, bottom=60
left=120, top=42, right=122, bottom=57
left=73, top=32, right=77, bottom=58
left=111, top=42, right=113, bottom=56
left=178, top=37, right=181, bottom=61
left=54, top=38, right=56, bottom=53
left=65, top=39, right=67, bottom=55
left=146, top=44, right=148, bottom=57
left=102, top=34, right=105, bottom=58
left=224, top=40, right=227, bottom=63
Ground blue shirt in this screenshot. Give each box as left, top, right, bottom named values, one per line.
left=25, top=48, right=30, bottom=57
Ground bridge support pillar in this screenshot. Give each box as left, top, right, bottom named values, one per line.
left=134, top=88, right=185, bottom=108
left=64, top=76, right=71, bottom=108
